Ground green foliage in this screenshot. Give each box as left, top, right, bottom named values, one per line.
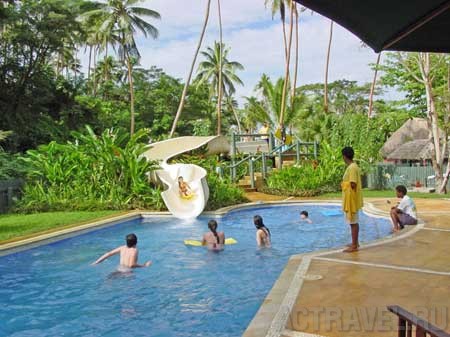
left=325, top=112, right=411, bottom=170
left=17, top=127, right=164, bottom=212
left=264, top=142, right=345, bottom=196
left=244, top=74, right=306, bottom=128
left=0, top=151, right=27, bottom=180
left=0, top=0, right=90, bottom=151
left=196, top=42, right=244, bottom=97
left=205, top=174, right=248, bottom=211
left=380, top=52, right=448, bottom=113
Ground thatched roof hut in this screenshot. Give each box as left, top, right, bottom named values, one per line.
left=387, top=139, right=429, bottom=160
left=381, top=118, right=432, bottom=157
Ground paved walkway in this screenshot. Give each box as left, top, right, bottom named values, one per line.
left=243, top=194, right=450, bottom=337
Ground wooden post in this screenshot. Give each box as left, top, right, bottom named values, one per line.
left=278, top=148, right=283, bottom=169
left=399, top=317, right=406, bottom=337
left=262, top=153, right=267, bottom=179
left=249, top=158, right=255, bottom=189
left=314, top=141, right=318, bottom=159
left=7, top=187, right=13, bottom=209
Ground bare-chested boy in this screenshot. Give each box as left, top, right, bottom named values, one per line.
left=92, top=233, right=152, bottom=268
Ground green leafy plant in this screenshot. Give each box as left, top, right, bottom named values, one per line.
left=263, top=142, right=346, bottom=196
left=17, top=126, right=164, bottom=212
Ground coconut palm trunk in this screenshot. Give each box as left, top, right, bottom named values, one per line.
left=216, top=0, right=224, bottom=135
left=169, top=0, right=211, bottom=138
left=291, top=4, right=299, bottom=105
left=324, top=20, right=333, bottom=113
left=93, top=45, right=98, bottom=96
left=88, top=45, right=92, bottom=80
left=368, top=52, right=382, bottom=118
left=279, top=2, right=294, bottom=124
left=125, top=50, right=136, bottom=135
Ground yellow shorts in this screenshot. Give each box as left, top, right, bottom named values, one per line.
left=344, top=212, right=359, bottom=225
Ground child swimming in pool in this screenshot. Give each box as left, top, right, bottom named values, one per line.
left=300, top=210, right=313, bottom=224
left=254, top=215, right=271, bottom=248
left=202, top=219, right=225, bottom=251
left=92, top=233, right=152, bottom=269
left=178, top=176, right=194, bottom=198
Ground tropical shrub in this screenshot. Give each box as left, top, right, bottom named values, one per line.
left=205, top=174, right=248, bottom=210
left=0, top=152, right=27, bottom=180
left=17, top=127, right=164, bottom=212
left=263, top=142, right=346, bottom=196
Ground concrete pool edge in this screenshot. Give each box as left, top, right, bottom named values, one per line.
left=0, top=201, right=342, bottom=254
left=241, top=201, right=425, bottom=337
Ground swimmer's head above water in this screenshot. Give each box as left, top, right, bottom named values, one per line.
left=126, top=233, right=138, bottom=248
left=253, top=215, right=264, bottom=229
left=208, top=219, right=220, bottom=244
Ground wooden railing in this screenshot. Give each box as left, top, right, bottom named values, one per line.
left=388, top=305, right=450, bottom=337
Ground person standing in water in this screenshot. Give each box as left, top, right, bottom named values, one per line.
left=202, top=219, right=225, bottom=251
left=92, top=233, right=152, bottom=268
left=254, top=215, right=271, bottom=247
left=341, top=147, right=363, bottom=253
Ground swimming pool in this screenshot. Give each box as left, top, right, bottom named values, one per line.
left=0, top=204, right=392, bottom=337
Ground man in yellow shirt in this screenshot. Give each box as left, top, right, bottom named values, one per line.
left=341, top=146, right=363, bottom=253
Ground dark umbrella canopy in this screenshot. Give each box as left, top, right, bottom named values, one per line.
left=294, top=0, right=450, bottom=53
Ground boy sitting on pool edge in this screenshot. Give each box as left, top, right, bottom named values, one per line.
left=390, top=185, right=418, bottom=232
left=92, top=233, right=152, bottom=268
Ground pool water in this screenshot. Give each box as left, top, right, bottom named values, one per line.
left=0, top=204, right=392, bottom=337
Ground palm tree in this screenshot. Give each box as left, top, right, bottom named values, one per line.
left=249, top=74, right=305, bottom=127
left=324, top=20, right=333, bottom=113
left=94, top=56, right=121, bottom=98
left=279, top=1, right=294, bottom=124
left=216, top=0, right=224, bottom=135
left=265, top=0, right=288, bottom=59
left=368, top=52, right=382, bottom=118
left=224, top=95, right=241, bottom=133
left=196, top=42, right=244, bottom=135
left=169, top=0, right=212, bottom=138
left=83, top=0, right=160, bottom=135
left=291, top=4, right=300, bottom=106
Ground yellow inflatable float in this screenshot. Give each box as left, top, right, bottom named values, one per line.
left=184, top=238, right=238, bottom=246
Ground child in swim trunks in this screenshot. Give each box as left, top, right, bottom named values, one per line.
left=92, top=233, right=152, bottom=268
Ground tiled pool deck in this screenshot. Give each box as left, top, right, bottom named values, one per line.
left=1, top=194, right=449, bottom=336
left=243, top=193, right=450, bottom=337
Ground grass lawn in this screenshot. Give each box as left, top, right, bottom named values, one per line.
left=0, top=211, right=122, bottom=243
left=320, top=189, right=449, bottom=199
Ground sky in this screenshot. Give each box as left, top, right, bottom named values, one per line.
left=82, top=0, right=398, bottom=103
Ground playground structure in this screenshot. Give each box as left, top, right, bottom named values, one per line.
left=229, top=132, right=319, bottom=191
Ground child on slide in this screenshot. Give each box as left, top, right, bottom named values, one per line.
left=178, top=176, right=194, bottom=198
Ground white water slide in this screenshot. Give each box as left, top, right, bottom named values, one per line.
left=143, top=136, right=229, bottom=219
